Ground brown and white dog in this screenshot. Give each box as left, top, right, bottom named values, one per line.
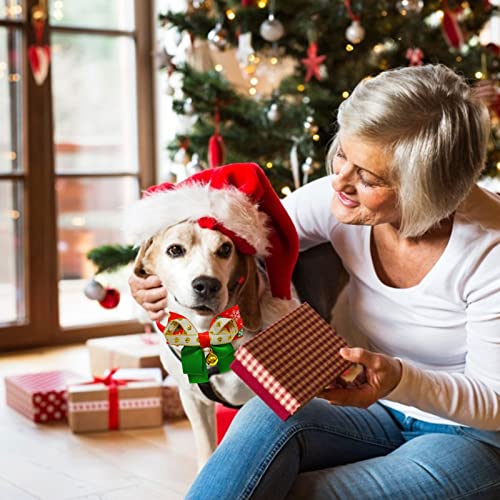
left=125, top=164, right=300, bottom=468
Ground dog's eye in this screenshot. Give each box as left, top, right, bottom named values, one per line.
left=166, top=244, right=186, bottom=258
left=216, top=242, right=232, bottom=259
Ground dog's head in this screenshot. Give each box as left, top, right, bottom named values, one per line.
left=134, top=221, right=262, bottom=330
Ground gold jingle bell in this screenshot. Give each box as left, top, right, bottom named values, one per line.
left=205, top=348, right=218, bottom=367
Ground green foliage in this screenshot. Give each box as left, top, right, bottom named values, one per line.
left=161, top=0, right=499, bottom=188
left=87, top=244, right=138, bottom=274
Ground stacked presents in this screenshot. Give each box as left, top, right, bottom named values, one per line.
left=4, top=332, right=186, bottom=433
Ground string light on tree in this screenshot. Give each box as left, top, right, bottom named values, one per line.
left=396, top=0, right=424, bottom=15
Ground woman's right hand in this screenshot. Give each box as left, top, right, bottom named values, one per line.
left=128, top=273, right=167, bottom=321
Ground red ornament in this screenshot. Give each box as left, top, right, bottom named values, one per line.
left=405, top=47, right=424, bottom=66
left=208, top=107, right=225, bottom=168
left=99, top=288, right=121, bottom=309
left=441, top=1, right=464, bottom=49
left=301, top=43, right=326, bottom=82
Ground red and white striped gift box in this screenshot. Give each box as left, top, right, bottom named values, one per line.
left=231, top=302, right=362, bottom=420
left=4, top=370, right=85, bottom=423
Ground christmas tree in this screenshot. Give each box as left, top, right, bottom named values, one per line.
left=87, top=0, right=500, bottom=276
left=158, top=0, right=499, bottom=195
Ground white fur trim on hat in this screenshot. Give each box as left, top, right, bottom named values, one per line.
left=123, top=183, right=271, bottom=255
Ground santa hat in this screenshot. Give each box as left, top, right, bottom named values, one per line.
left=125, top=163, right=299, bottom=300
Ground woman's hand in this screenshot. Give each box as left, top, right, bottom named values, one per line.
left=320, top=347, right=402, bottom=408
left=128, top=273, right=167, bottom=321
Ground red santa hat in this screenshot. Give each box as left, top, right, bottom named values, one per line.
left=125, top=163, right=299, bottom=300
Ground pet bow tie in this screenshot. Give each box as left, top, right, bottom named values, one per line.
left=156, top=305, right=243, bottom=383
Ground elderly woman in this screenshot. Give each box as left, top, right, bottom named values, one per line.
left=130, top=64, right=500, bottom=498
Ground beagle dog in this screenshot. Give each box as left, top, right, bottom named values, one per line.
left=134, top=220, right=299, bottom=468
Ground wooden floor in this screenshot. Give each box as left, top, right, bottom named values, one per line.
left=0, top=344, right=197, bottom=500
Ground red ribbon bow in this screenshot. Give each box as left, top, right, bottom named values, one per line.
left=77, top=368, right=149, bottom=430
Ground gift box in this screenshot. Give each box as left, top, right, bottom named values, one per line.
left=67, top=368, right=163, bottom=433
left=4, top=370, right=86, bottom=423
left=216, top=403, right=238, bottom=444
left=86, top=333, right=166, bottom=377
left=162, top=376, right=186, bottom=420
left=231, top=302, right=364, bottom=421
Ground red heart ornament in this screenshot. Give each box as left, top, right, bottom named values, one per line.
left=28, top=44, right=50, bottom=86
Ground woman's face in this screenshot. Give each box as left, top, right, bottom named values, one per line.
left=330, top=133, right=400, bottom=227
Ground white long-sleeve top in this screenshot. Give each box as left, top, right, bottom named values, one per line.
left=282, top=175, right=500, bottom=431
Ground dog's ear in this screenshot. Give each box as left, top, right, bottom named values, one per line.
left=133, top=237, right=155, bottom=278
left=235, top=254, right=262, bottom=331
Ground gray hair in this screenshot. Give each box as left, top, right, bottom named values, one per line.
left=326, top=64, right=491, bottom=238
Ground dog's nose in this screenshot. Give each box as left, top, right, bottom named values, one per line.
left=192, top=276, right=222, bottom=299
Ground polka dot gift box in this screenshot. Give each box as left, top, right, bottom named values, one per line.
left=4, top=370, right=86, bottom=423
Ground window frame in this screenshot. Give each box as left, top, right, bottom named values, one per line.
left=0, top=0, right=155, bottom=351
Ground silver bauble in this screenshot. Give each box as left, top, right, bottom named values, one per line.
left=259, top=14, right=285, bottom=43
left=267, top=103, right=281, bottom=122
left=84, top=279, right=106, bottom=301
left=345, top=20, right=365, bottom=44
left=396, top=0, right=424, bottom=15
left=208, top=23, right=229, bottom=51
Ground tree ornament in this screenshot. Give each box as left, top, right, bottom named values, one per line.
left=99, top=288, right=121, bottom=309
left=84, top=278, right=106, bottom=301
left=237, top=32, right=255, bottom=67
left=84, top=279, right=120, bottom=309
left=186, top=153, right=204, bottom=175
left=208, top=23, right=229, bottom=51
left=345, top=20, right=365, bottom=44
left=396, top=0, right=424, bottom=15
left=156, top=47, right=176, bottom=73
left=301, top=43, right=326, bottom=82
left=260, top=14, right=285, bottom=42
left=405, top=47, right=424, bottom=66
left=208, top=108, right=225, bottom=168
left=441, top=2, right=464, bottom=49
left=183, top=97, right=195, bottom=115
left=28, top=2, right=50, bottom=86
left=267, top=102, right=281, bottom=122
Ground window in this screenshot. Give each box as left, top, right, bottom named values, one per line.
left=0, top=0, right=155, bottom=350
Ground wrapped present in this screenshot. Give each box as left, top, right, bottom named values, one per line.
left=4, top=370, right=86, bottom=423
left=67, top=368, right=163, bottom=433
left=86, top=333, right=166, bottom=377
left=216, top=403, right=238, bottom=444
left=162, top=376, right=186, bottom=420
left=231, top=302, right=364, bottom=421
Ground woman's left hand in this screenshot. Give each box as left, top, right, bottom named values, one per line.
left=320, top=348, right=402, bottom=408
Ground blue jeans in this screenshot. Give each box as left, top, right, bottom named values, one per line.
left=186, top=397, right=500, bottom=499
